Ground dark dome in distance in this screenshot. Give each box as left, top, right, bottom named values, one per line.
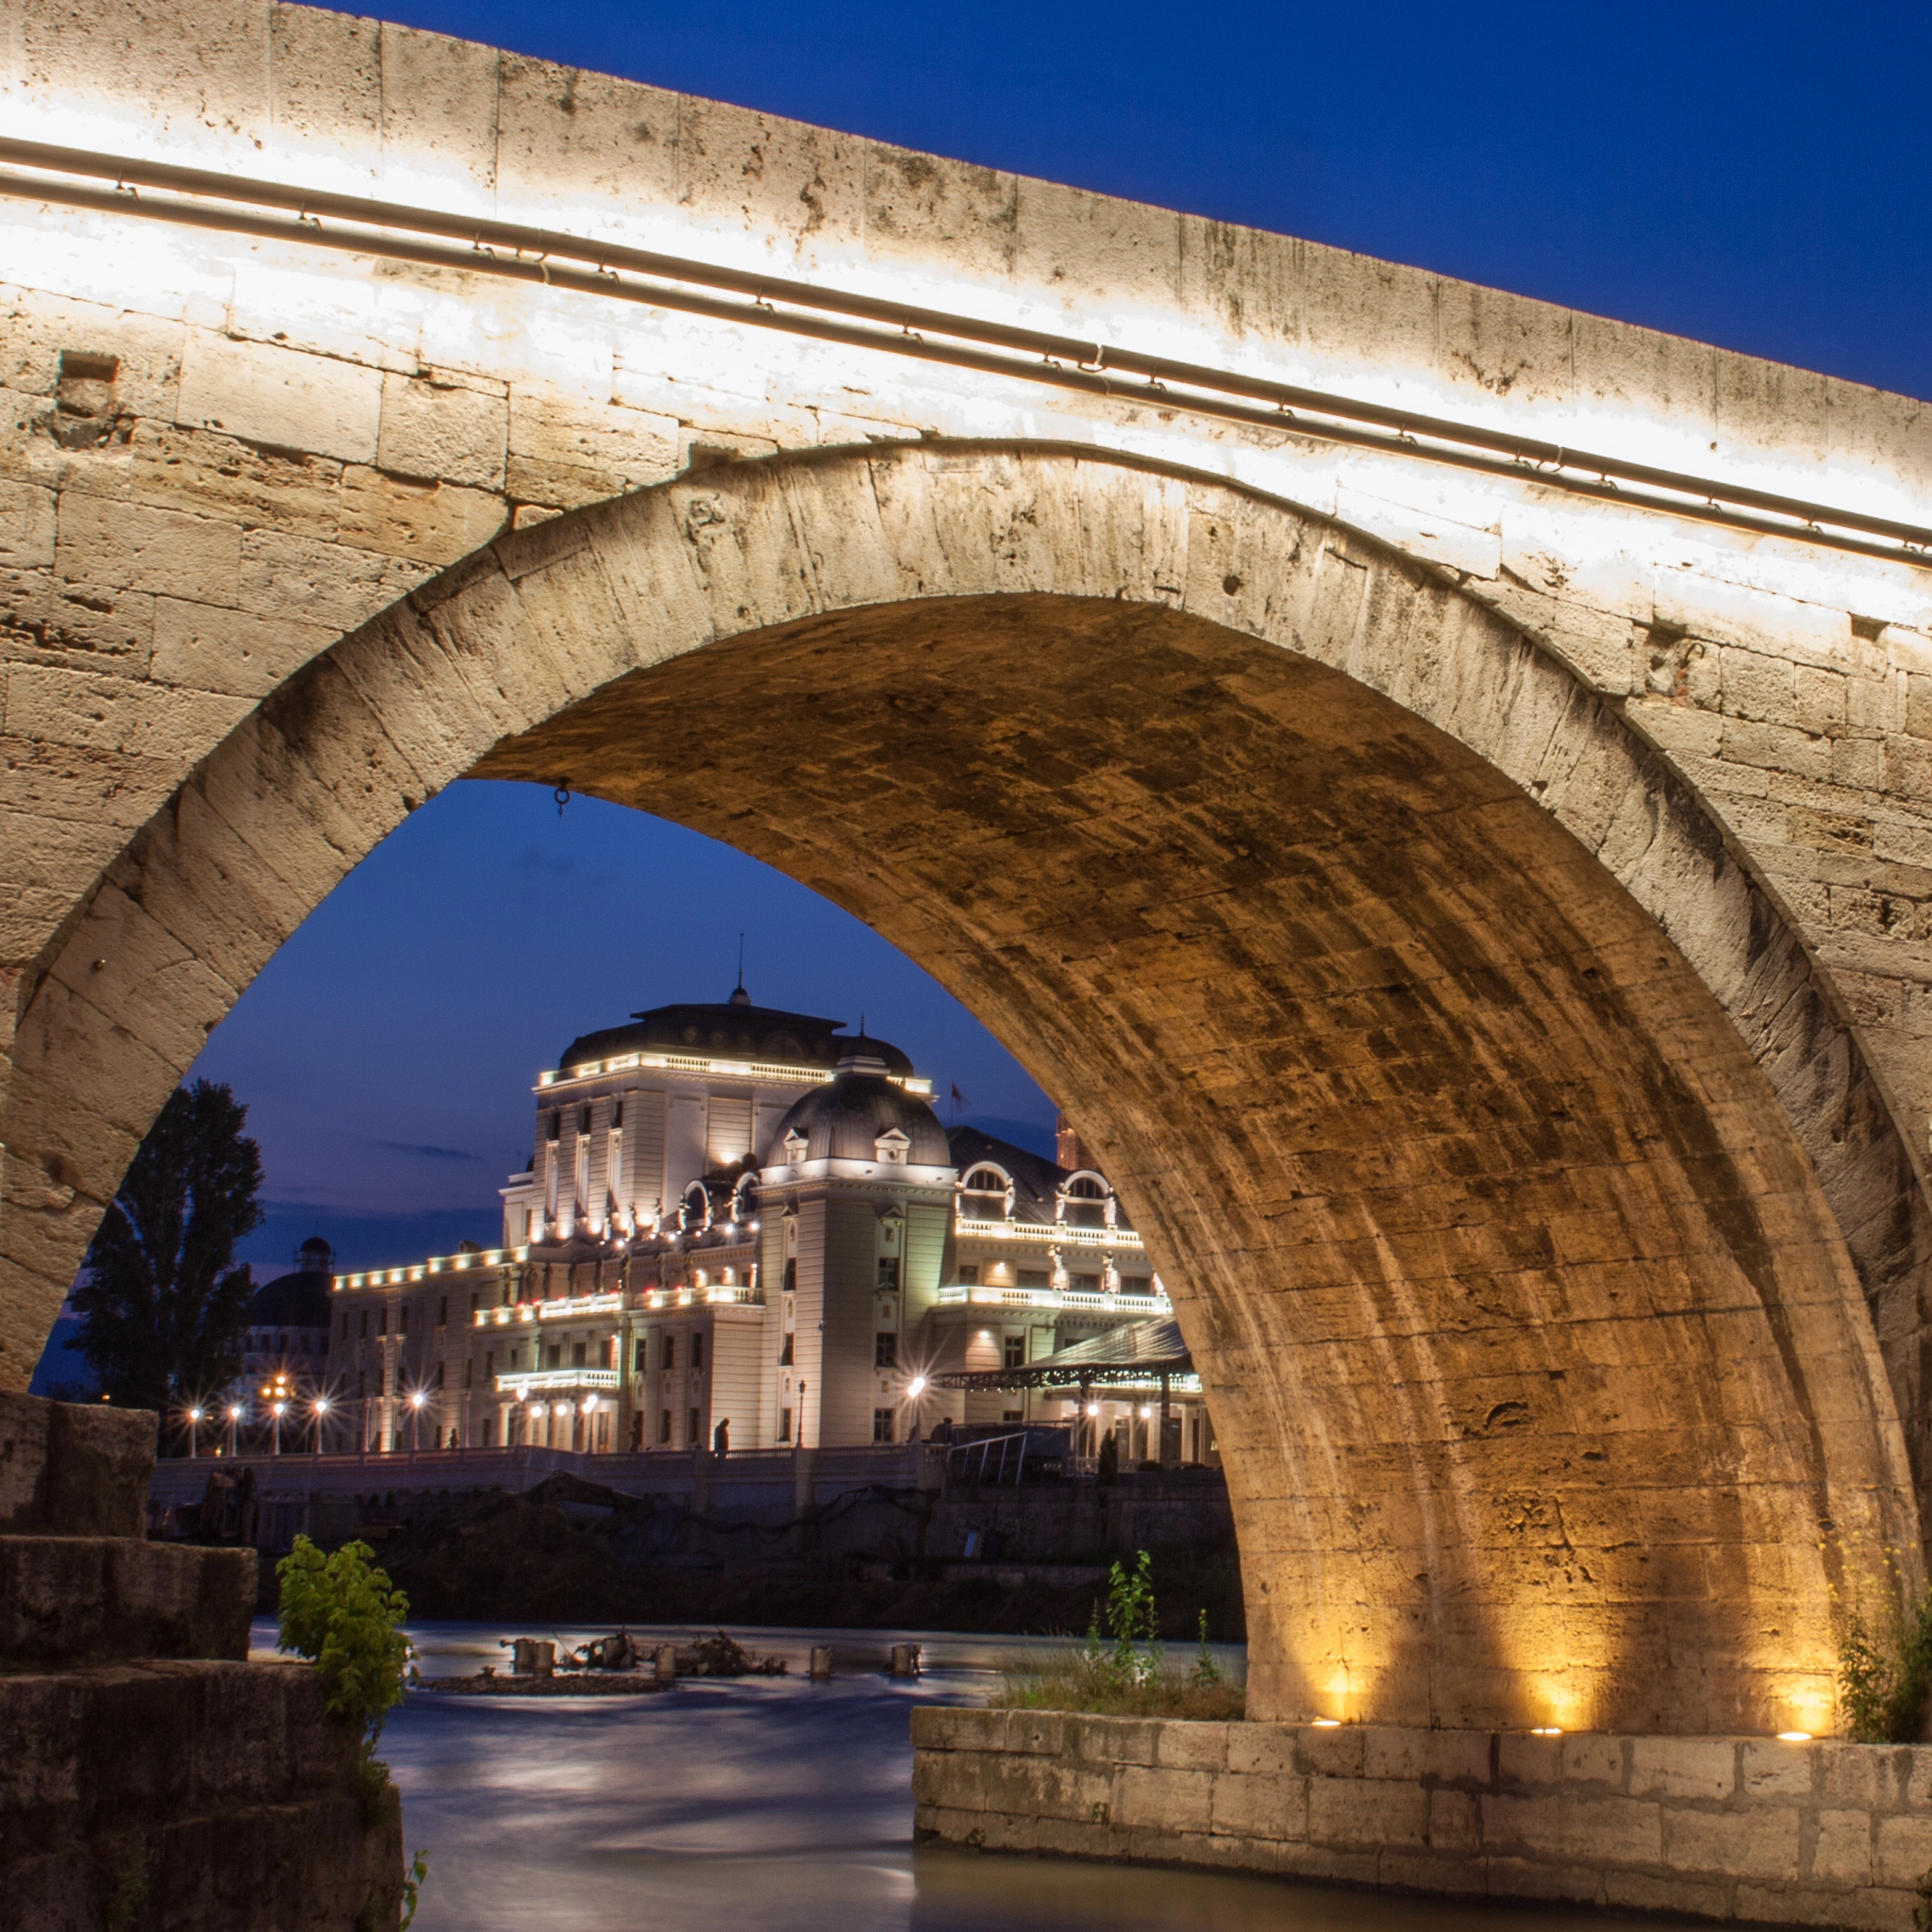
left=764, top=1050, right=950, bottom=1167
left=245, top=1269, right=332, bottom=1330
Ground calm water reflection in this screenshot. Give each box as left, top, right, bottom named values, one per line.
left=264, top=1622, right=1703, bottom=1932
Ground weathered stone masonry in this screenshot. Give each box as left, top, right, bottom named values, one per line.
left=5, top=0, right=1932, bottom=1746
left=914, top=1707, right=1932, bottom=1930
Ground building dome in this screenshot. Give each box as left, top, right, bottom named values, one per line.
left=763, top=1046, right=951, bottom=1167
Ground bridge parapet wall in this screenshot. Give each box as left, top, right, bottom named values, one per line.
left=914, top=1707, right=1932, bottom=1927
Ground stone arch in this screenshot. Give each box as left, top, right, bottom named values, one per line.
left=8, top=441, right=1931, bottom=1733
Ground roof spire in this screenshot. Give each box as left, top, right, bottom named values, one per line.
left=729, top=932, right=750, bottom=1007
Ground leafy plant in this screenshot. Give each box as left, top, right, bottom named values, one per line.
left=1839, top=1583, right=1932, bottom=1743
left=1082, top=1550, right=1162, bottom=1691
left=279, top=1537, right=415, bottom=1743
left=400, top=1849, right=430, bottom=1931
left=1191, top=1608, right=1222, bottom=1688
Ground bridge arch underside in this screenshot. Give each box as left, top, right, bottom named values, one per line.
left=8, top=447, right=1931, bottom=1736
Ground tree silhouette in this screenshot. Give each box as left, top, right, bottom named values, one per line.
left=74, top=1079, right=264, bottom=1418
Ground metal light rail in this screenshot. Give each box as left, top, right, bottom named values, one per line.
left=1, top=134, right=1927, bottom=568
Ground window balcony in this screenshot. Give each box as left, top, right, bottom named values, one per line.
left=934, top=1285, right=1172, bottom=1316
left=953, top=1216, right=1143, bottom=1250
left=493, top=1368, right=621, bottom=1398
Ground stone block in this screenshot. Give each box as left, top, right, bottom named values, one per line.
left=1482, top=1790, right=1662, bottom=1866
left=0, top=477, right=55, bottom=568
left=1209, top=1770, right=1307, bottom=1842
left=377, top=372, right=508, bottom=490
left=0, top=1392, right=155, bottom=1536
left=1662, top=1802, right=1799, bottom=1880
left=1814, top=1808, right=1875, bottom=1887
left=1628, top=1736, right=1736, bottom=1800
left=1363, top=1724, right=1493, bottom=1786
left=1427, top=1786, right=1481, bottom=1854
left=1874, top=1813, right=1932, bottom=1889
left=0, top=1536, right=255, bottom=1664
left=1153, top=1722, right=1228, bottom=1772
left=1001, top=1710, right=1066, bottom=1756
left=175, top=333, right=381, bottom=465
left=1741, top=1737, right=1819, bottom=1800
left=1226, top=1723, right=1296, bottom=1778
left=1115, top=1766, right=1212, bottom=1834
left=1295, top=1724, right=1367, bottom=1778
left=1307, top=1774, right=1429, bottom=1848
left=338, top=465, right=508, bottom=565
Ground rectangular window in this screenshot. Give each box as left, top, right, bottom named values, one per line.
left=1016, top=1270, right=1049, bottom=1290
left=689, top=1406, right=700, bottom=1444
left=341, top=1313, right=350, bottom=1339
left=546, top=1342, right=561, bottom=1370
left=691, top=1334, right=705, bottom=1372
left=464, top=1359, right=473, bottom=1390
left=634, top=1338, right=647, bottom=1374
left=1004, top=1333, right=1026, bottom=1370
left=400, top=1305, right=409, bottom=1334
left=779, top=1407, right=792, bottom=1443
left=435, top=1361, right=445, bottom=1389
left=873, top=1408, right=894, bottom=1443
left=957, top=1264, right=978, bottom=1286
left=663, top=1337, right=676, bottom=1371
left=376, top=1309, right=387, bottom=1338
left=1070, top=1274, right=1100, bottom=1293
left=779, top=1334, right=793, bottom=1366
left=482, top=1416, right=495, bottom=1447
left=469, top=1293, right=478, bottom=1317
left=783, top=1257, right=797, bottom=1294
left=876, top=1257, right=901, bottom=1292
left=572, top=1341, right=587, bottom=1368
left=437, top=1296, right=447, bottom=1326
left=874, top=1332, right=897, bottom=1368
left=1004, top=1408, right=1024, bottom=1423
left=658, top=1409, right=672, bottom=1444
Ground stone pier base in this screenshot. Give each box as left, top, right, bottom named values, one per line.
left=0, top=1393, right=402, bottom=1932
left=912, top=1708, right=1932, bottom=1928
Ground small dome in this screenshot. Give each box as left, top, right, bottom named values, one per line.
left=764, top=1048, right=950, bottom=1167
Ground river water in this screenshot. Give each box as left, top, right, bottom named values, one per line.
left=281, top=1622, right=1703, bottom=1932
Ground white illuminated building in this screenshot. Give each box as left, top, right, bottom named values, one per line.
left=322, top=987, right=1205, bottom=1462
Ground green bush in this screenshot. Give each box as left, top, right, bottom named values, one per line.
left=1839, top=1585, right=1932, bottom=1743
left=278, top=1536, right=414, bottom=1745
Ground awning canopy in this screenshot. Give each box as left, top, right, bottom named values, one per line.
left=933, top=1316, right=1195, bottom=1392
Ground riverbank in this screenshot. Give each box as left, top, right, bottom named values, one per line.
left=371, top=1621, right=1709, bottom=1932
left=306, top=1480, right=1247, bottom=1640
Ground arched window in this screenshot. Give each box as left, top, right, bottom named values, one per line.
left=680, top=1182, right=710, bottom=1233
left=959, top=1165, right=1010, bottom=1220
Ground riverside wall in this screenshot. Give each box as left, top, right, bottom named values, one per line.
left=912, top=1707, right=1932, bottom=1928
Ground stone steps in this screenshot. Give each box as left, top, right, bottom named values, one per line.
left=0, top=1536, right=255, bottom=1664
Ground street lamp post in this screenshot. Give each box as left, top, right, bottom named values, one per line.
left=311, top=1395, right=330, bottom=1457
left=408, top=1388, right=426, bottom=1453
left=226, top=1404, right=242, bottom=1458
left=271, top=1400, right=287, bottom=1455
left=186, top=1407, right=203, bottom=1458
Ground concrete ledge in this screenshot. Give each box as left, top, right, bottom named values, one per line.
left=911, top=1710, right=1932, bottom=1928
left=0, top=1536, right=256, bottom=1664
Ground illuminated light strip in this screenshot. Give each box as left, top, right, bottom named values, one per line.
left=0, top=135, right=1925, bottom=568
left=475, top=1291, right=625, bottom=1324
left=535, top=1052, right=933, bottom=1095
left=494, top=1368, right=620, bottom=1396
left=955, top=1217, right=1145, bottom=1250
left=936, top=1285, right=1172, bottom=1315
left=335, top=1245, right=531, bottom=1291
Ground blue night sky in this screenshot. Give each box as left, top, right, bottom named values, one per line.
left=142, top=0, right=1932, bottom=1282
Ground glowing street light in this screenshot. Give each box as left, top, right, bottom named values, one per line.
left=270, top=1399, right=288, bottom=1455
left=186, top=1406, right=203, bottom=1458
left=310, top=1394, right=330, bottom=1456
left=408, top=1387, right=427, bottom=1452
left=225, top=1403, right=242, bottom=1457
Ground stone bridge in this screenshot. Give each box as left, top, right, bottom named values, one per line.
left=6, top=0, right=1932, bottom=1747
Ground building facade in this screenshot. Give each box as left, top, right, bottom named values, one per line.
left=318, top=990, right=1205, bottom=1462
